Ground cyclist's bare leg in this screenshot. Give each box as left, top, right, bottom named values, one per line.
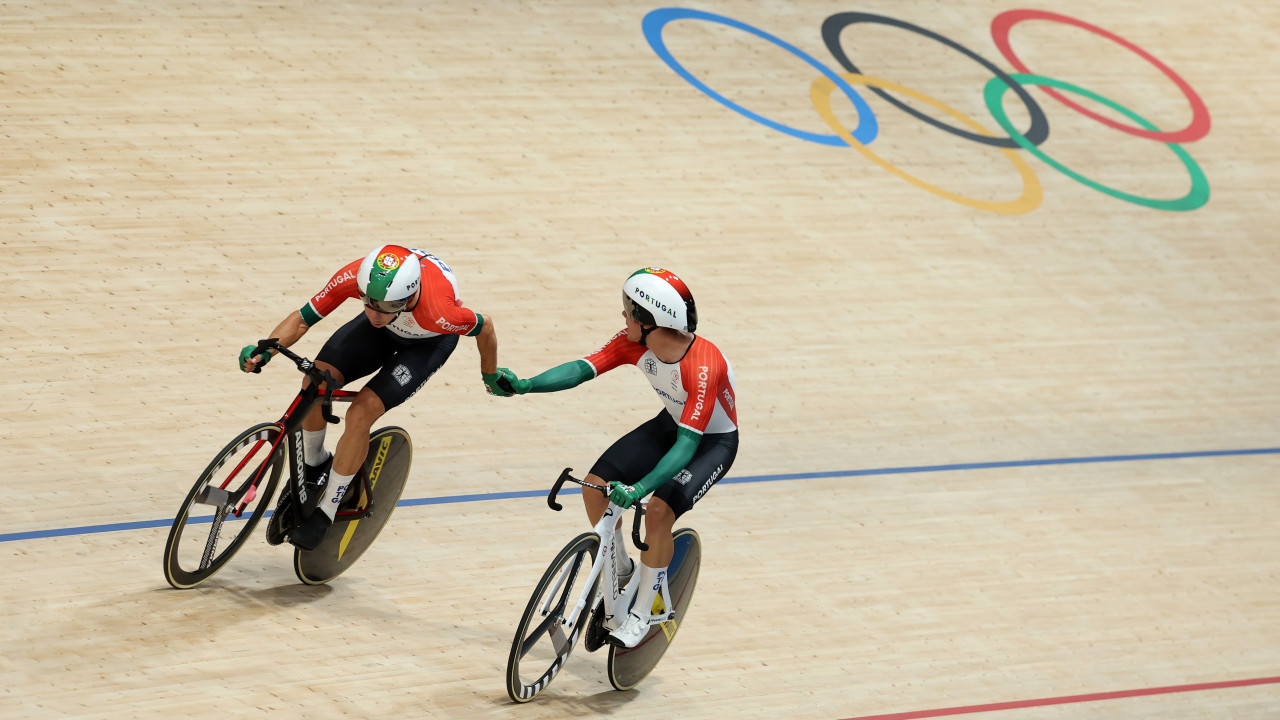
left=583, top=472, right=612, bottom=525
left=332, top=387, right=385, bottom=475
left=296, top=386, right=384, bottom=536
left=639, top=496, right=675, bottom=567
left=609, top=496, right=676, bottom=643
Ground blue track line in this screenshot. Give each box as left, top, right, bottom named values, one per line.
left=5, top=446, right=1278, bottom=543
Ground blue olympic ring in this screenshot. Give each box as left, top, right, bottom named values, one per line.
left=642, top=7, right=879, bottom=146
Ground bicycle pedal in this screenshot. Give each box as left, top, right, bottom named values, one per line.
left=336, top=482, right=368, bottom=513
left=265, top=514, right=287, bottom=546
left=265, top=493, right=296, bottom=546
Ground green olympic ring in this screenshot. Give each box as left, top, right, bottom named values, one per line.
left=984, top=74, right=1209, bottom=211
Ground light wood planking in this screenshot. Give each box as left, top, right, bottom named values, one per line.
left=2, top=1, right=1279, bottom=718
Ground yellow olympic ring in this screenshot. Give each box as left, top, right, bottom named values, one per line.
left=810, top=73, right=1043, bottom=215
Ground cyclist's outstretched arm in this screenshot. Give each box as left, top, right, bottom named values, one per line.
left=501, top=360, right=595, bottom=394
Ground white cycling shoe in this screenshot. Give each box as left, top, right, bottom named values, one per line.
left=607, top=611, right=650, bottom=648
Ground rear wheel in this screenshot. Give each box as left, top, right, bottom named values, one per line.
left=506, top=531, right=601, bottom=703
left=293, top=426, right=412, bottom=585
left=163, top=423, right=284, bottom=589
left=607, top=527, right=701, bottom=690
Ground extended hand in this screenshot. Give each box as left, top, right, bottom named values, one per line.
left=239, top=345, right=271, bottom=373
left=608, top=481, right=644, bottom=510
left=484, top=368, right=531, bottom=396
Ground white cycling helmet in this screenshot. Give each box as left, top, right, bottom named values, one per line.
left=358, top=245, right=421, bottom=313
left=622, top=267, right=697, bottom=333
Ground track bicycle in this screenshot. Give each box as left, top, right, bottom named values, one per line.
left=162, top=338, right=412, bottom=589
left=506, top=469, right=702, bottom=702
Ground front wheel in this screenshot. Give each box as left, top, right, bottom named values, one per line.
left=163, top=423, right=284, bottom=589
left=506, top=531, right=601, bottom=703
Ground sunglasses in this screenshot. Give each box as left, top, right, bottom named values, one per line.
left=362, top=295, right=410, bottom=314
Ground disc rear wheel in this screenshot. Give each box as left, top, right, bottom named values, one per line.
left=292, top=426, right=412, bottom=585
left=607, top=527, right=702, bottom=690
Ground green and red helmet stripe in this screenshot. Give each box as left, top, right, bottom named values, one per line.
left=364, top=247, right=411, bottom=301
left=629, top=267, right=693, bottom=303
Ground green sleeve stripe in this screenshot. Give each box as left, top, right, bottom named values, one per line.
left=466, top=312, right=484, bottom=337
left=299, top=303, right=322, bottom=326
left=634, top=430, right=701, bottom=495
left=528, top=360, right=594, bottom=393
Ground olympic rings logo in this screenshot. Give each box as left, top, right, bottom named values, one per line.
left=642, top=9, right=1212, bottom=214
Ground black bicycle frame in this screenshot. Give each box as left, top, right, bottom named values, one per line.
left=238, top=339, right=375, bottom=527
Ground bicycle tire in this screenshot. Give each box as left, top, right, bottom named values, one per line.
left=293, top=426, right=412, bottom=585
left=163, top=422, right=284, bottom=589
left=607, top=527, right=701, bottom=691
left=506, top=531, right=601, bottom=703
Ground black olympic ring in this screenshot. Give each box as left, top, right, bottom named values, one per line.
left=820, top=12, right=1049, bottom=149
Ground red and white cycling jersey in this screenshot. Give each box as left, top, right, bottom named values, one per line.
left=583, top=330, right=738, bottom=435
left=300, top=250, right=479, bottom=340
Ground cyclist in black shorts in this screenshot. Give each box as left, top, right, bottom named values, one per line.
left=238, top=245, right=509, bottom=550
left=492, top=268, right=739, bottom=647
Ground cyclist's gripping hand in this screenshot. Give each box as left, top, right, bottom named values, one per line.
left=484, top=368, right=531, bottom=397
left=483, top=370, right=511, bottom=397
left=608, top=481, right=644, bottom=510
left=239, top=345, right=272, bottom=373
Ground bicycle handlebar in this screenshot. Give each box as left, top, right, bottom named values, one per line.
left=252, top=338, right=341, bottom=425
left=547, top=468, right=592, bottom=511
left=547, top=468, right=650, bottom=552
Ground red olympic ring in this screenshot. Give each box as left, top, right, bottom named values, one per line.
left=990, top=9, right=1211, bottom=144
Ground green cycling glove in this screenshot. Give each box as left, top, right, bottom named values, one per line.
left=483, top=370, right=511, bottom=397
left=239, top=345, right=271, bottom=373
left=484, top=368, right=532, bottom=397
left=608, top=481, right=646, bottom=510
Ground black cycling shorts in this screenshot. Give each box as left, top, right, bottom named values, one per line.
left=315, top=313, right=458, bottom=411
left=589, top=410, right=739, bottom=520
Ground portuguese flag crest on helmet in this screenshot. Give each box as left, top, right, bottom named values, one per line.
left=359, top=245, right=421, bottom=303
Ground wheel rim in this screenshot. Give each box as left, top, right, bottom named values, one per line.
left=163, top=424, right=283, bottom=588
left=507, top=533, right=600, bottom=702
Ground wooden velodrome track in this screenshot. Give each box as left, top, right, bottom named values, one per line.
left=3, top=0, right=1279, bottom=717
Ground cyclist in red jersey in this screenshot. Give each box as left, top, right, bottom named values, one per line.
left=238, top=245, right=509, bottom=550
left=493, top=268, right=739, bottom=648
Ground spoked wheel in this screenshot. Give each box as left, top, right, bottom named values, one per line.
left=506, top=531, right=601, bottom=703
left=607, top=527, right=702, bottom=691
left=163, top=422, right=284, bottom=589
left=293, top=426, right=413, bottom=586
